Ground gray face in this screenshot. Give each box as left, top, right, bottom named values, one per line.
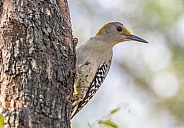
left=96, top=22, right=148, bottom=44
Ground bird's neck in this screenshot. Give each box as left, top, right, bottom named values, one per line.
left=92, top=36, right=116, bottom=50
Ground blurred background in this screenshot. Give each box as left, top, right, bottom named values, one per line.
left=68, top=0, right=184, bottom=127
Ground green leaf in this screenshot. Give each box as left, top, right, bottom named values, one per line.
left=98, top=120, right=118, bottom=128
left=110, top=108, right=120, bottom=115
left=0, top=115, right=4, bottom=126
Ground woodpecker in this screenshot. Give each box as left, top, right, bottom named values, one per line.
left=71, top=22, right=148, bottom=119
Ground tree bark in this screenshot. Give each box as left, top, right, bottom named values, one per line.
left=0, top=0, right=75, bottom=127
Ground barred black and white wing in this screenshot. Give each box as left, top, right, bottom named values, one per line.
left=71, top=60, right=111, bottom=118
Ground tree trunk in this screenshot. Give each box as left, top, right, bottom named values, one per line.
left=0, top=0, right=75, bottom=127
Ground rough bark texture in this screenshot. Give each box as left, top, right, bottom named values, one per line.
left=0, top=0, right=75, bottom=127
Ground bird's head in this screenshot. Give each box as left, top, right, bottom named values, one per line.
left=95, top=22, right=148, bottom=44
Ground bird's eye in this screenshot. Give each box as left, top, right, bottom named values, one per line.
left=116, top=26, right=122, bottom=32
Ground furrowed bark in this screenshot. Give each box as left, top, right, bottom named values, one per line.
left=0, top=0, right=75, bottom=127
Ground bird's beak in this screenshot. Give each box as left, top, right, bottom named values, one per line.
left=125, top=34, right=148, bottom=43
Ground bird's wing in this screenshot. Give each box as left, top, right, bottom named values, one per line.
left=71, top=60, right=111, bottom=119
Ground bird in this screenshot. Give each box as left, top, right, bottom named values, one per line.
left=71, top=22, right=148, bottom=119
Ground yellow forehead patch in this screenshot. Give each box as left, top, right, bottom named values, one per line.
left=125, top=28, right=132, bottom=35
left=96, top=22, right=110, bottom=35
left=96, top=22, right=132, bottom=35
